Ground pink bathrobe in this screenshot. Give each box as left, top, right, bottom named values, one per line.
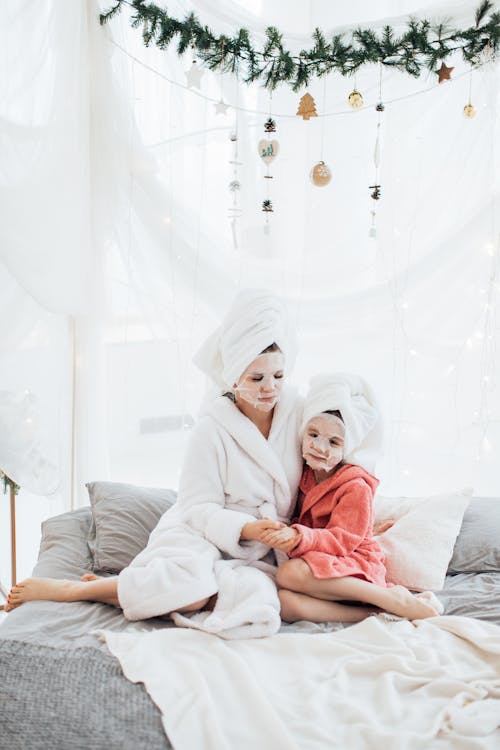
left=289, top=463, right=387, bottom=586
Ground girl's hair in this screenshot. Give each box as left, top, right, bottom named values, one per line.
left=323, top=409, right=344, bottom=422
left=260, top=342, right=281, bottom=354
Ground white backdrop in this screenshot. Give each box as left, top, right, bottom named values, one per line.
left=0, top=0, right=499, bottom=577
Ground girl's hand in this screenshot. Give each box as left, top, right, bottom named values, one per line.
left=260, top=526, right=301, bottom=553
left=373, top=518, right=395, bottom=536
left=240, top=518, right=285, bottom=542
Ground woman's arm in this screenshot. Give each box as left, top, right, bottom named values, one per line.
left=288, top=480, right=373, bottom=558
left=175, top=419, right=280, bottom=558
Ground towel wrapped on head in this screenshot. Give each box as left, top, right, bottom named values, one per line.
left=194, top=289, right=297, bottom=391
left=301, top=372, right=383, bottom=474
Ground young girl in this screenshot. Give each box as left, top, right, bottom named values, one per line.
left=261, top=373, right=443, bottom=624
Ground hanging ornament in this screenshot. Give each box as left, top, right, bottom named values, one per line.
left=369, top=210, right=377, bottom=239
left=463, top=103, right=477, bottom=118
left=368, top=65, right=384, bottom=239
left=214, top=98, right=229, bottom=115
left=348, top=89, right=364, bottom=109
left=185, top=46, right=204, bottom=89
left=310, top=161, right=332, bottom=187
left=258, top=139, right=279, bottom=167
left=262, top=199, right=273, bottom=213
left=264, top=117, right=276, bottom=133
left=435, top=62, right=454, bottom=84
left=228, top=81, right=242, bottom=249
left=297, top=93, right=318, bottom=120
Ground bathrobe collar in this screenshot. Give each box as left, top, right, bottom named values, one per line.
left=205, top=386, right=298, bottom=517
left=298, top=464, right=379, bottom=518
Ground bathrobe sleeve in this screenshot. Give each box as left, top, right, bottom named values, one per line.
left=289, top=479, right=372, bottom=558
left=174, top=418, right=262, bottom=560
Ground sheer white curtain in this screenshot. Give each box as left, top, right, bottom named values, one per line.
left=0, top=0, right=499, bottom=578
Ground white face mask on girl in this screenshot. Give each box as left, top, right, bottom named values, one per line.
left=302, top=413, right=345, bottom=472
left=234, top=352, right=285, bottom=412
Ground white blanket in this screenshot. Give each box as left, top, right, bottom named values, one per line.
left=101, top=615, right=500, bottom=750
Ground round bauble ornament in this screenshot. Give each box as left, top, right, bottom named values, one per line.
left=463, top=103, right=476, bottom=119
left=348, top=89, right=364, bottom=109
left=310, top=161, right=332, bottom=187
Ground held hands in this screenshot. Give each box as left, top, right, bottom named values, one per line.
left=240, top=517, right=302, bottom=553
left=260, top=525, right=301, bottom=554
left=241, top=518, right=285, bottom=542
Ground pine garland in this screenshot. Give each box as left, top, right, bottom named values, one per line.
left=100, top=0, right=500, bottom=90
left=0, top=470, right=20, bottom=496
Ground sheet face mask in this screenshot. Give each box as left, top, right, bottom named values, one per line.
left=234, top=352, right=285, bottom=412
left=302, top=413, right=345, bottom=472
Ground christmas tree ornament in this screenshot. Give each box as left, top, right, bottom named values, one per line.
left=214, top=98, right=229, bottom=115
left=297, top=93, right=318, bottom=120
left=369, top=210, right=377, bottom=238
left=436, top=62, right=454, bottom=83
left=368, top=65, right=384, bottom=239
left=258, top=139, right=279, bottom=167
left=348, top=89, right=364, bottom=109
left=264, top=117, right=276, bottom=133
left=228, top=79, right=242, bottom=249
left=262, top=199, right=273, bottom=212
left=185, top=47, right=204, bottom=89
left=310, top=161, right=332, bottom=187
left=463, top=103, right=476, bottom=118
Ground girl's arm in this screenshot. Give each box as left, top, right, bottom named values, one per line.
left=288, top=479, right=373, bottom=558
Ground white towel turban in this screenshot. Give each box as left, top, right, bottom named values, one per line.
left=194, top=289, right=296, bottom=390
left=301, top=373, right=383, bottom=474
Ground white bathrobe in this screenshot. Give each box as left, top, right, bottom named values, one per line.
left=117, top=385, right=303, bottom=636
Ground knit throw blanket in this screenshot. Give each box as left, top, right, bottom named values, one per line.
left=0, top=639, right=171, bottom=750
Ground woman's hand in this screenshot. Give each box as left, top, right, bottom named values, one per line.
left=240, top=517, right=285, bottom=542
left=260, top=525, right=301, bottom=553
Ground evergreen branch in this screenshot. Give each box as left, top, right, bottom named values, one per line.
left=99, top=1, right=500, bottom=90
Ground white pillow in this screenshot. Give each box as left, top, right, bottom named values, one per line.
left=373, top=490, right=472, bottom=592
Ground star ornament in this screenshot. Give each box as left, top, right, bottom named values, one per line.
left=214, top=98, right=229, bottom=115
left=185, top=62, right=203, bottom=90
left=436, top=62, right=454, bottom=84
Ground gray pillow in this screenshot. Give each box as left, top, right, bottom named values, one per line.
left=35, top=507, right=94, bottom=579
left=86, top=481, right=177, bottom=573
left=448, top=497, right=500, bottom=573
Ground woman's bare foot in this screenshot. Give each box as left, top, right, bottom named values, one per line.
left=383, top=585, right=440, bottom=620
left=6, top=578, right=86, bottom=610
left=6, top=575, right=120, bottom=611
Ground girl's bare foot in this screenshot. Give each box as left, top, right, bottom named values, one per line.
left=384, top=585, right=440, bottom=620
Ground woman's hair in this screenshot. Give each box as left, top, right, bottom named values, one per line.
left=260, top=342, right=281, bottom=354
left=323, top=409, right=344, bottom=422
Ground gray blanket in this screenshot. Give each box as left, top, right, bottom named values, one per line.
left=0, top=638, right=171, bottom=750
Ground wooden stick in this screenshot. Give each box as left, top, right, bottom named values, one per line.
left=10, top=483, right=16, bottom=587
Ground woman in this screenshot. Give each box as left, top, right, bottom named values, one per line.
left=7, top=290, right=304, bottom=637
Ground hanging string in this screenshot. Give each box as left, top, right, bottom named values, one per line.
left=109, top=39, right=491, bottom=120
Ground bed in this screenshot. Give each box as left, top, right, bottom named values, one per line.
left=1, top=484, right=500, bottom=749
